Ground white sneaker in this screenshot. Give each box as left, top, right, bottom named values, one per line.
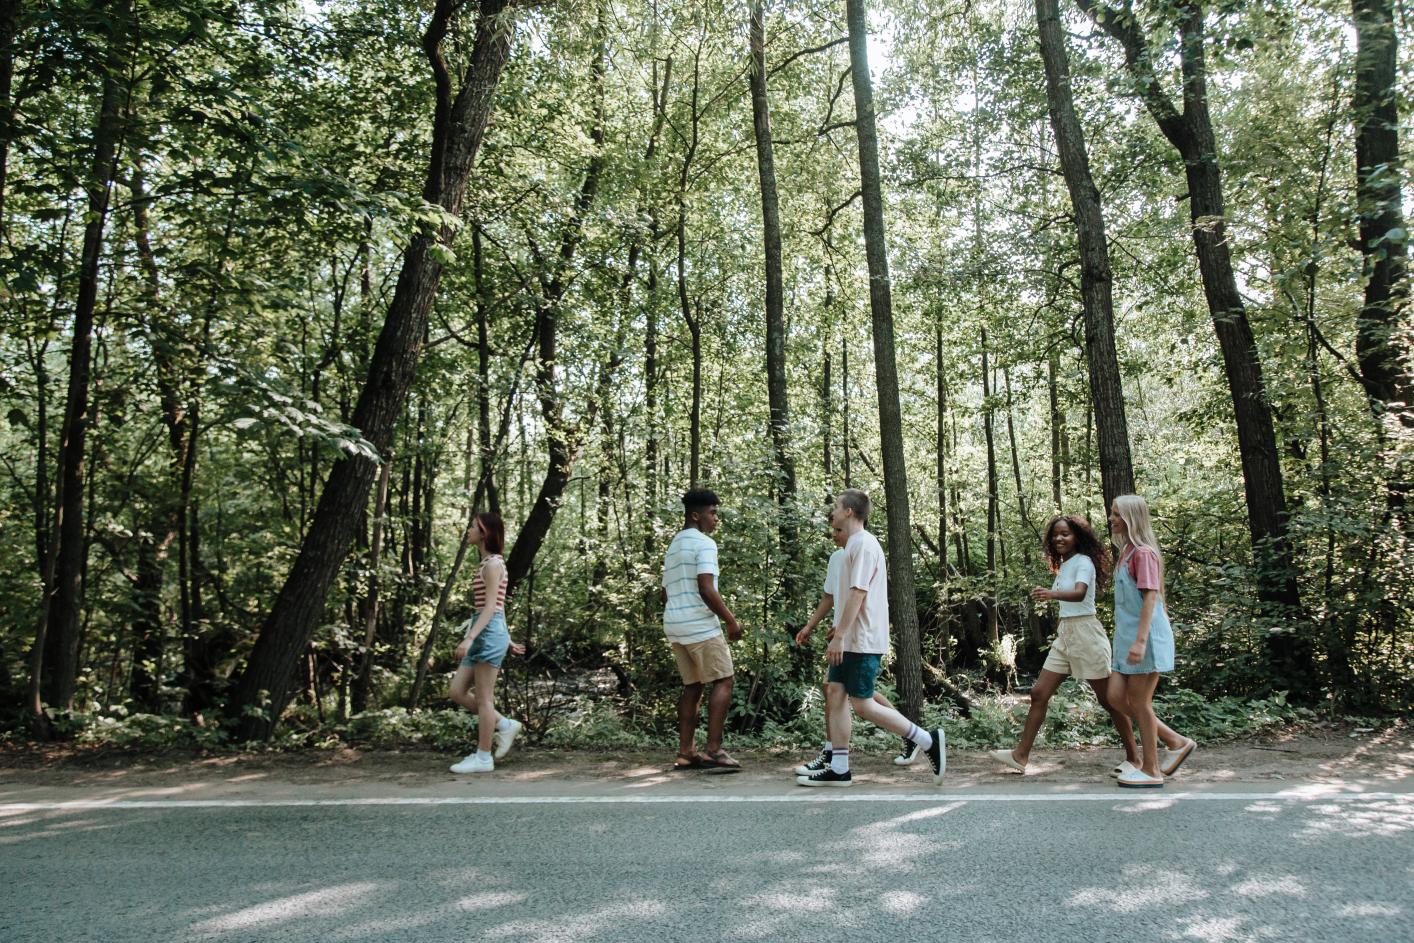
left=493, top=718, right=524, bottom=759
left=450, top=751, right=494, bottom=774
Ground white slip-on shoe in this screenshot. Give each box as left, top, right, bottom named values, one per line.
left=989, top=748, right=1027, bottom=773
left=450, top=752, right=494, bottom=774
left=1117, top=767, right=1165, bottom=788
left=492, top=718, right=523, bottom=759
left=1160, top=738, right=1196, bottom=777
left=1110, top=759, right=1140, bottom=779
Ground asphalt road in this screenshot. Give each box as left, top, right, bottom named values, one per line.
left=3, top=789, right=1410, bottom=942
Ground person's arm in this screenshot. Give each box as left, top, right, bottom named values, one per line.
left=453, top=559, right=505, bottom=660
left=1032, top=582, right=1088, bottom=603
left=796, top=594, right=833, bottom=645
left=697, top=573, right=741, bottom=641
left=828, top=588, right=867, bottom=665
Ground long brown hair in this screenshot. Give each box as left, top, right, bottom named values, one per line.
left=1042, top=515, right=1112, bottom=589
left=474, top=511, right=505, bottom=555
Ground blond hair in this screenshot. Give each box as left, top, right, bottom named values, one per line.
left=1112, top=494, right=1164, bottom=597
left=835, top=489, right=870, bottom=523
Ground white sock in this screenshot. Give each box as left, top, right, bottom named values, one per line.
left=905, top=723, right=933, bottom=751
left=822, top=740, right=833, bottom=753
left=830, top=747, right=850, bottom=774
left=495, top=716, right=512, bottom=732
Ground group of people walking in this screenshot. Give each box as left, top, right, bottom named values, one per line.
left=445, top=486, right=1194, bottom=790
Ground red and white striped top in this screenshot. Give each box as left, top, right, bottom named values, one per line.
left=472, top=554, right=508, bottom=614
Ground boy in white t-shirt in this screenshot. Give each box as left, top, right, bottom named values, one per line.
left=793, top=521, right=921, bottom=775
left=661, top=488, right=743, bottom=771
left=988, top=514, right=1138, bottom=774
left=796, top=490, right=945, bottom=787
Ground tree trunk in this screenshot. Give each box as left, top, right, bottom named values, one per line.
left=472, top=226, right=501, bottom=514
left=846, top=0, right=924, bottom=723
left=1352, top=0, right=1412, bottom=509
left=982, top=329, right=998, bottom=578
left=232, top=1, right=517, bottom=739
left=1048, top=353, right=1063, bottom=510
left=1034, top=0, right=1135, bottom=510
left=749, top=0, right=799, bottom=601
left=936, top=324, right=948, bottom=576
left=43, top=0, right=132, bottom=710
left=352, top=458, right=391, bottom=714
left=0, top=0, right=21, bottom=230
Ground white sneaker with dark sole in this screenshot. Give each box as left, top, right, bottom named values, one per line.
left=794, top=749, right=831, bottom=777
left=492, top=718, right=523, bottom=759
left=796, top=767, right=853, bottom=787
left=893, top=740, right=920, bottom=766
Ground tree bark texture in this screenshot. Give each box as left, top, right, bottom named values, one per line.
left=232, top=1, right=516, bottom=739
left=846, top=0, right=925, bottom=723
left=1035, top=0, right=1135, bottom=510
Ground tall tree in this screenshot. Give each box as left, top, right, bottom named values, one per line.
left=1034, top=0, right=1135, bottom=509
left=231, top=0, right=519, bottom=739
left=38, top=0, right=134, bottom=713
left=748, top=0, right=799, bottom=601
left=504, top=12, right=609, bottom=594
left=1351, top=0, right=1411, bottom=482
left=845, top=0, right=924, bottom=722
left=1078, top=0, right=1307, bottom=686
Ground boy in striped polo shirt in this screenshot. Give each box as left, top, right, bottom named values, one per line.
left=661, top=488, right=743, bottom=771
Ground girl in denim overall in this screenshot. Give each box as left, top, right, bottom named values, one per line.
left=1109, top=495, right=1196, bottom=788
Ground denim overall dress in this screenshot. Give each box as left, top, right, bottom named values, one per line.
left=1111, top=548, right=1175, bottom=674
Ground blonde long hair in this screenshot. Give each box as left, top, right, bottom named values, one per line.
left=1112, top=494, right=1165, bottom=597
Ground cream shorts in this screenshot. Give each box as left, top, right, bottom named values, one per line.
left=670, top=633, right=734, bottom=685
left=1041, top=614, right=1111, bottom=680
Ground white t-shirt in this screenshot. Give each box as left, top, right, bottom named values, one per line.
left=837, top=529, right=889, bottom=655
left=662, top=528, right=721, bottom=644
left=1052, top=553, right=1097, bottom=617
left=823, top=548, right=845, bottom=626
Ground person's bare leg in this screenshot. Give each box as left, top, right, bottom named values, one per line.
left=472, top=662, right=501, bottom=754
left=705, top=676, right=733, bottom=754
left=1125, top=673, right=1163, bottom=777
left=826, top=681, right=852, bottom=750
left=678, top=682, right=704, bottom=757
left=1088, top=676, right=1139, bottom=764
left=1012, top=669, right=1065, bottom=766
left=821, top=680, right=833, bottom=743
left=850, top=695, right=914, bottom=738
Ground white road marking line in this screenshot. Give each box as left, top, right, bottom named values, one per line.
left=1, top=790, right=1408, bottom=811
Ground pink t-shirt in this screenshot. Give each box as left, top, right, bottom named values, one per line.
left=1124, top=546, right=1162, bottom=592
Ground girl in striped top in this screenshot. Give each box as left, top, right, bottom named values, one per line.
left=449, top=512, right=525, bottom=774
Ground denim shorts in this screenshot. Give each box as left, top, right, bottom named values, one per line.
left=827, top=652, right=883, bottom=699
left=460, top=612, right=510, bottom=668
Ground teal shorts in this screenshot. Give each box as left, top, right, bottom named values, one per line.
left=827, top=652, right=882, bottom=699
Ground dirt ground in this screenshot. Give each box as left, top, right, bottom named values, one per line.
left=1, top=720, right=1408, bottom=796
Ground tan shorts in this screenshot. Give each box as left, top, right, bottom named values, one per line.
left=670, top=634, right=734, bottom=685
left=1041, top=614, right=1111, bottom=680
